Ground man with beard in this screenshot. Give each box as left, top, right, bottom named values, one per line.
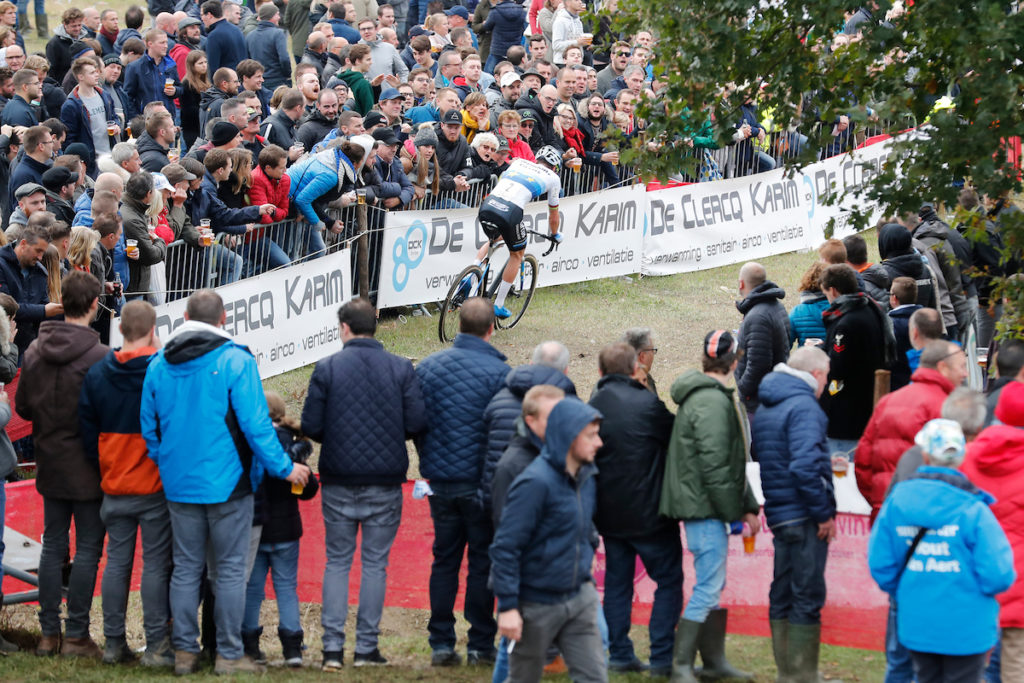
left=169, top=16, right=204, bottom=76
left=296, top=89, right=339, bottom=152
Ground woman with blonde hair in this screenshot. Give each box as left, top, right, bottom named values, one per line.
left=68, top=226, right=102, bottom=279
left=41, top=245, right=61, bottom=304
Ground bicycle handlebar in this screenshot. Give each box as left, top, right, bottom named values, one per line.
left=525, top=230, right=561, bottom=257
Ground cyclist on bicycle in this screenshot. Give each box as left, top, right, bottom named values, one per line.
left=473, top=145, right=563, bottom=318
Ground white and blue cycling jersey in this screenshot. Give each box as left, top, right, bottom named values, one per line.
left=488, top=158, right=561, bottom=210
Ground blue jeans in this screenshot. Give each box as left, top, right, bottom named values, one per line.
left=167, top=496, right=253, bottom=658
left=985, top=632, right=1001, bottom=682
left=210, top=243, right=242, bottom=285
left=321, top=485, right=403, bottom=655
left=427, top=481, right=496, bottom=655
left=38, top=497, right=105, bottom=638
left=241, top=237, right=290, bottom=277
left=683, top=519, right=729, bottom=623
left=885, top=597, right=916, bottom=683
left=244, top=540, right=301, bottom=634
left=769, top=520, right=828, bottom=625
left=603, top=529, right=682, bottom=669
left=288, top=222, right=327, bottom=261
left=15, top=0, right=43, bottom=17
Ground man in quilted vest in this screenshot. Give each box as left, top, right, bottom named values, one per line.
left=416, top=296, right=510, bottom=667
left=301, top=297, right=426, bottom=671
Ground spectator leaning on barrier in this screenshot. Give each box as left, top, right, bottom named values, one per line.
left=140, top=289, right=311, bottom=676
left=416, top=297, right=510, bottom=667
left=16, top=270, right=108, bottom=659
left=589, top=342, right=679, bottom=676
left=752, top=346, right=836, bottom=683
left=734, top=261, right=790, bottom=418
left=78, top=300, right=174, bottom=668
left=661, top=330, right=761, bottom=683
left=869, top=419, right=1015, bottom=683
left=0, top=221, right=62, bottom=360
left=301, top=298, right=426, bottom=670
left=370, top=126, right=414, bottom=208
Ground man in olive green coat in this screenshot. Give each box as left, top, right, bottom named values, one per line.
left=660, top=330, right=761, bottom=683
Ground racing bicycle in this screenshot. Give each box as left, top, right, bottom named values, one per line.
left=437, top=230, right=559, bottom=343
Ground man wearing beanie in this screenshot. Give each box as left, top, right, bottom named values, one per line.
left=961, top=383, right=1024, bottom=679
left=490, top=397, right=607, bottom=682
left=661, top=330, right=761, bottom=682
left=870, top=419, right=1015, bottom=683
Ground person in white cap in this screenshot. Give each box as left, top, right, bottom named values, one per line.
left=869, top=418, right=1015, bottom=683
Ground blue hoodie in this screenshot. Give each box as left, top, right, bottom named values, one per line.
left=869, top=466, right=1015, bottom=655
left=489, top=398, right=602, bottom=611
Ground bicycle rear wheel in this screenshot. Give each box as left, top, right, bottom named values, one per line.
left=495, top=254, right=538, bottom=330
left=438, top=264, right=483, bottom=343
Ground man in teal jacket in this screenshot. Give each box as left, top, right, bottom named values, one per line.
left=140, top=289, right=310, bottom=676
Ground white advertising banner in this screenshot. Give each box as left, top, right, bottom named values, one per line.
left=377, top=185, right=645, bottom=309
left=642, top=135, right=901, bottom=276
left=111, top=249, right=352, bottom=379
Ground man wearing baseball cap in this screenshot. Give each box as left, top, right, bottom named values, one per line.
left=371, top=126, right=413, bottom=208
left=660, top=330, right=761, bottom=681
left=376, top=87, right=407, bottom=137
left=494, top=71, right=522, bottom=114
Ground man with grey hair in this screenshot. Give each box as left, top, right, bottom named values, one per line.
left=752, top=346, right=835, bottom=683
left=98, top=142, right=141, bottom=181
left=735, top=261, right=789, bottom=416
left=622, top=327, right=658, bottom=394
left=481, top=341, right=575, bottom=515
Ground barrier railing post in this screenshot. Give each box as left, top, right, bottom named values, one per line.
left=357, top=200, right=369, bottom=299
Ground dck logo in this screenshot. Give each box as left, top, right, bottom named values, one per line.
left=392, top=221, right=427, bottom=291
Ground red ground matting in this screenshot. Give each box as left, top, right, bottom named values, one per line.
left=3, top=480, right=886, bottom=651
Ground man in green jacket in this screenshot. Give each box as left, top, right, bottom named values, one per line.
left=660, top=330, right=762, bottom=683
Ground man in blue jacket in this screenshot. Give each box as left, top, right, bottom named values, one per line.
left=202, top=0, right=248, bottom=75
left=869, top=419, right=1015, bottom=683
left=0, top=221, right=61, bottom=360
left=301, top=297, right=426, bottom=671
left=140, top=289, right=311, bottom=676
left=122, top=28, right=181, bottom=122
left=7, top=125, right=53, bottom=216
left=751, top=346, right=836, bottom=683
left=370, top=126, right=414, bottom=208
left=416, top=296, right=510, bottom=666
left=490, top=397, right=607, bottom=682
left=245, top=4, right=291, bottom=90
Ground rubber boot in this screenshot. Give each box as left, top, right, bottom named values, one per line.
left=16, top=11, right=29, bottom=32
left=787, top=622, right=823, bottom=683
left=669, top=618, right=702, bottom=683
left=770, top=619, right=792, bottom=683
left=34, top=12, right=47, bottom=38
left=241, top=626, right=265, bottom=664
left=694, top=609, right=753, bottom=680
left=279, top=628, right=304, bottom=668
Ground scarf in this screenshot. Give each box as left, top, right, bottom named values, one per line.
left=562, top=126, right=585, bottom=156
left=100, top=26, right=119, bottom=45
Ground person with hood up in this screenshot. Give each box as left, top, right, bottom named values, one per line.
left=78, top=300, right=175, bottom=668
left=751, top=346, right=836, bottom=683
left=140, top=289, right=311, bottom=676
left=16, top=270, right=109, bottom=658
left=961, top=382, right=1024, bottom=679
left=734, top=261, right=790, bottom=416
left=662, top=330, right=761, bottom=683
left=285, top=136, right=368, bottom=259
left=819, top=264, right=895, bottom=453
left=879, top=221, right=938, bottom=311
left=490, top=397, right=608, bottom=682
left=869, top=419, right=1015, bottom=683
left=912, top=204, right=974, bottom=342
left=589, top=342, right=679, bottom=677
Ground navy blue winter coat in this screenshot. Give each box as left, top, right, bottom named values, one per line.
left=123, top=53, right=182, bottom=121
left=481, top=0, right=526, bottom=62
left=60, top=86, right=118, bottom=176
left=752, top=367, right=836, bottom=529
left=0, top=94, right=37, bottom=128
left=302, top=337, right=427, bottom=486
left=7, top=154, right=51, bottom=215
left=191, top=172, right=261, bottom=235
left=489, top=398, right=601, bottom=610
left=0, top=243, right=49, bottom=359
left=416, top=333, right=509, bottom=483
left=480, top=364, right=576, bottom=508
left=205, top=18, right=249, bottom=75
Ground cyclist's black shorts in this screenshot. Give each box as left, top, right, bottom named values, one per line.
left=479, top=196, right=527, bottom=251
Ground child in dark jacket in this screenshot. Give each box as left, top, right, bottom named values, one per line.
left=242, top=391, right=319, bottom=667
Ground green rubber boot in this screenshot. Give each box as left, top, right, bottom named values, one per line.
left=770, top=619, right=793, bottom=683
left=669, top=618, right=702, bottom=683
left=694, top=609, right=753, bottom=680
left=34, top=12, right=47, bottom=38
left=788, top=622, right=825, bottom=683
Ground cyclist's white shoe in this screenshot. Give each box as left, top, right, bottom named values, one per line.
left=494, top=304, right=512, bottom=319
left=551, top=232, right=563, bottom=244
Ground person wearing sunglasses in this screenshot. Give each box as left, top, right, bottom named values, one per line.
left=596, top=40, right=631, bottom=98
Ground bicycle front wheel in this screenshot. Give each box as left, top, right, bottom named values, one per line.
left=495, top=254, right=538, bottom=330
left=438, top=264, right=483, bottom=343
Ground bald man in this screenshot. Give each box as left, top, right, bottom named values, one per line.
left=734, top=261, right=790, bottom=415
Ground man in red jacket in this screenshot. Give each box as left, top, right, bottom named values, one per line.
left=855, top=338, right=968, bottom=683
left=961, top=382, right=1024, bottom=679
left=856, top=339, right=968, bottom=520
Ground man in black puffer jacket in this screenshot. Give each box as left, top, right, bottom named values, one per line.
left=734, top=262, right=790, bottom=416
left=820, top=264, right=895, bottom=452
left=300, top=298, right=426, bottom=670
left=514, top=85, right=560, bottom=150
left=435, top=108, right=492, bottom=194
left=480, top=340, right=575, bottom=513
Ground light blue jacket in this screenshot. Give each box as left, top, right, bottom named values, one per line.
left=285, top=146, right=356, bottom=225
left=140, top=322, right=293, bottom=504
left=869, top=466, right=1016, bottom=655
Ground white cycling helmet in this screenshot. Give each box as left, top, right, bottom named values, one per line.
left=535, top=145, right=562, bottom=173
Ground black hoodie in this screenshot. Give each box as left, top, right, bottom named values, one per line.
left=879, top=222, right=936, bottom=309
